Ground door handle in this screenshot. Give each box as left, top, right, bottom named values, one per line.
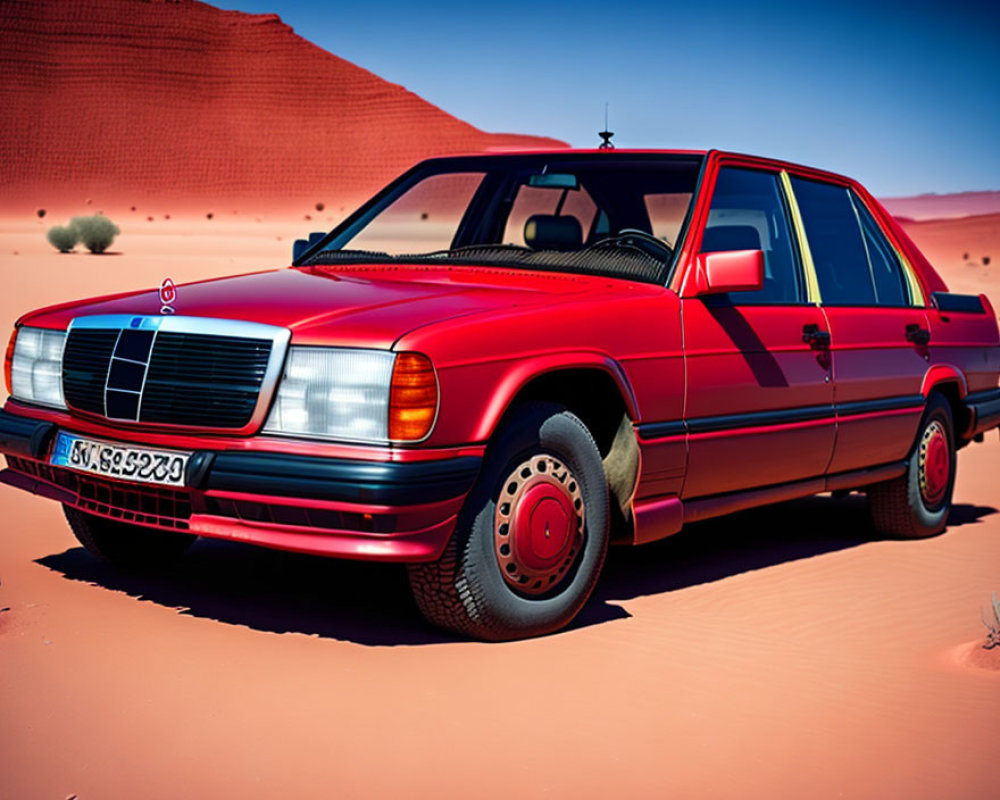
left=802, top=323, right=831, bottom=350
left=906, top=324, right=931, bottom=346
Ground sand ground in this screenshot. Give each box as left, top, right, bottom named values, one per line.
left=0, top=214, right=998, bottom=799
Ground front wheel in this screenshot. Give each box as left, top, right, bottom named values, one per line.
left=867, top=392, right=956, bottom=538
left=408, top=403, right=609, bottom=641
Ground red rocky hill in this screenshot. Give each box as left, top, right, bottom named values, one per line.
left=0, top=0, right=566, bottom=211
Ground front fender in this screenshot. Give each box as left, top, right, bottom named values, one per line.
left=469, top=352, right=639, bottom=443
left=427, top=350, right=640, bottom=447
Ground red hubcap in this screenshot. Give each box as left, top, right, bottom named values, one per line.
left=494, top=455, right=584, bottom=596
left=919, top=420, right=949, bottom=506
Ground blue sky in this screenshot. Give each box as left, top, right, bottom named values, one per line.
left=214, top=0, right=999, bottom=196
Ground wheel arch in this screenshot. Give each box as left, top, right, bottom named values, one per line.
left=474, top=358, right=642, bottom=533
left=920, top=365, right=968, bottom=399
left=472, top=356, right=639, bottom=450
left=920, top=366, right=971, bottom=441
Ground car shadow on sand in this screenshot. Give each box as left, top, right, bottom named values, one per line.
left=35, top=496, right=996, bottom=646
left=585, top=497, right=996, bottom=617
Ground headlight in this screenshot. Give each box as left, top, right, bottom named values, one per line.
left=264, top=347, right=438, bottom=444
left=10, top=326, right=67, bottom=409
left=265, top=347, right=396, bottom=442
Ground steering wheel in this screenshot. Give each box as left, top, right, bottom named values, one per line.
left=589, top=228, right=674, bottom=261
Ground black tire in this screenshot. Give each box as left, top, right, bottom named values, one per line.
left=408, top=403, right=609, bottom=641
left=63, top=505, right=197, bottom=567
left=867, top=392, right=956, bottom=538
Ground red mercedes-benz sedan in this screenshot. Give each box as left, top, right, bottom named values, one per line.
left=3, top=150, right=999, bottom=639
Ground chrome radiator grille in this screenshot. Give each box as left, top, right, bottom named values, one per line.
left=62, top=316, right=290, bottom=429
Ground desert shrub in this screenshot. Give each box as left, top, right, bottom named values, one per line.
left=37, top=208, right=46, bottom=219
left=46, top=225, right=79, bottom=252
left=984, top=256, right=991, bottom=267
left=983, top=592, right=1000, bottom=649
left=70, top=214, right=120, bottom=254
left=315, top=201, right=325, bottom=212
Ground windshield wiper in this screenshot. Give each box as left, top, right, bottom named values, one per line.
left=447, top=243, right=534, bottom=256
left=300, top=248, right=395, bottom=266
left=303, top=243, right=536, bottom=267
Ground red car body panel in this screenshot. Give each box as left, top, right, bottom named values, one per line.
left=20, top=265, right=595, bottom=349
left=2, top=148, right=999, bottom=564
left=678, top=302, right=835, bottom=497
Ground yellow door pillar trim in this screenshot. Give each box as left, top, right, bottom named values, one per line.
left=780, top=171, right=822, bottom=305
left=897, top=251, right=926, bottom=307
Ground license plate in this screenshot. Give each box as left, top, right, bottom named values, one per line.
left=51, top=432, right=190, bottom=487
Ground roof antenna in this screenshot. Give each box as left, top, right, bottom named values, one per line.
left=598, top=103, right=614, bottom=150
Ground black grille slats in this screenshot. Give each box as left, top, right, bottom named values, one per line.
left=63, top=329, right=118, bottom=414
left=61, top=327, right=273, bottom=429
left=141, top=332, right=271, bottom=427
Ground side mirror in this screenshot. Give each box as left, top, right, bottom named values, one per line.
left=292, top=231, right=327, bottom=263
left=694, top=249, right=764, bottom=295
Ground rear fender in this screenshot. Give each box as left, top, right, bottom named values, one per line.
left=920, top=366, right=968, bottom=399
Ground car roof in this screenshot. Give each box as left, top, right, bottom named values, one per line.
left=418, top=148, right=860, bottom=186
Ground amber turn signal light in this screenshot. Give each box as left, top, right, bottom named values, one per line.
left=3, top=328, right=16, bottom=396
left=389, top=352, right=438, bottom=441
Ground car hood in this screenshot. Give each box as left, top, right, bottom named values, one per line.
left=20, top=263, right=609, bottom=348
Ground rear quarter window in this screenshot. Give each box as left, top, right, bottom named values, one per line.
left=850, top=191, right=910, bottom=306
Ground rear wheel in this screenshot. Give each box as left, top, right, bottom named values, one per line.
left=64, top=505, right=197, bottom=567
left=868, top=392, right=956, bottom=538
left=408, top=403, right=609, bottom=641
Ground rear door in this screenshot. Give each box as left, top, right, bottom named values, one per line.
left=680, top=165, right=835, bottom=498
left=787, top=175, right=929, bottom=473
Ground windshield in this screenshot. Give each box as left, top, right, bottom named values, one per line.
left=298, top=153, right=704, bottom=283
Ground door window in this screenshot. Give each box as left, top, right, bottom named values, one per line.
left=701, top=167, right=802, bottom=304
left=789, top=176, right=876, bottom=306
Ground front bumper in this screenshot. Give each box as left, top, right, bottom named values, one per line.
left=0, top=408, right=480, bottom=562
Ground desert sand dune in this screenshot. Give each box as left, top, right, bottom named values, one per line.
left=899, top=213, right=1000, bottom=297
left=0, top=0, right=565, bottom=215
left=882, top=191, right=1000, bottom=221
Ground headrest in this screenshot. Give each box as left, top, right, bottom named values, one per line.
left=701, top=224, right=762, bottom=252
left=524, top=214, right=583, bottom=251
